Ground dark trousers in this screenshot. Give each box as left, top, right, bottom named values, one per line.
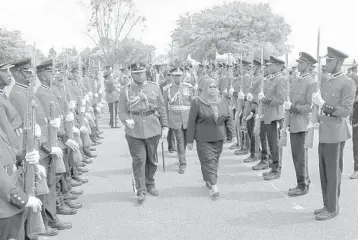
left=247, top=117, right=255, bottom=155
left=108, top=101, right=118, bottom=127
left=125, top=134, right=161, bottom=194
left=290, top=132, right=310, bottom=188
left=259, top=120, right=282, bottom=172
left=318, top=141, right=345, bottom=213
left=352, top=126, right=358, bottom=171
left=167, top=128, right=176, bottom=151
left=173, top=127, right=187, bottom=166
left=0, top=212, right=24, bottom=240
left=39, top=156, right=57, bottom=225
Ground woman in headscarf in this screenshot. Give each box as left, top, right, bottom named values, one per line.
left=186, top=78, right=235, bottom=198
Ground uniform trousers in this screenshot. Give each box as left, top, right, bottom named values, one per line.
left=125, top=134, right=161, bottom=194
left=172, top=127, right=187, bottom=166
left=167, top=128, right=176, bottom=151
left=352, top=126, right=358, bottom=171
left=259, top=120, right=283, bottom=172
left=290, top=132, right=310, bottom=188
left=108, top=101, right=118, bottom=127
left=247, top=117, right=255, bottom=156
left=0, top=212, right=24, bottom=240
left=318, top=141, right=345, bottom=213
left=38, top=156, right=57, bottom=225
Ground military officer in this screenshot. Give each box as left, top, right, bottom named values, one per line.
left=255, top=56, right=285, bottom=180
left=118, top=63, right=168, bottom=203
left=104, top=71, right=120, bottom=128
left=283, top=52, right=316, bottom=196
left=163, top=67, right=194, bottom=174
left=349, top=63, right=358, bottom=179
left=312, top=47, right=355, bottom=220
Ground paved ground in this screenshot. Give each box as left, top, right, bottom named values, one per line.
left=47, top=113, right=358, bottom=240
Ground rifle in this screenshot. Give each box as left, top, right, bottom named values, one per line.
left=161, top=141, right=165, bottom=172
left=77, top=56, right=85, bottom=128
left=62, top=55, right=74, bottom=140
left=235, top=54, right=245, bottom=147
left=278, top=47, right=291, bottom=147
left=305, top=28, right=321, bottom=148
left=253, top=46, right=264, bottom=158
left=23, top=42, right=45, bottom=238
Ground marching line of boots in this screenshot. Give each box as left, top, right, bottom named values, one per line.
left=0, top=57, right=105, bottom=239
left=118, top=45, right=358, bottom=222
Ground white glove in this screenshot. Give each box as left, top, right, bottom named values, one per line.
left=161, top=127, right=169, bottom=139
left=246, top=93, right=253, bottom=102
left=96, top=107, right=100, bottom=112
left=73, top=127, right=80, bottom=134
left=82, top=99, right=86, bottom=106
left=94, top=93, right=98, bottom=98
left=25, top=150, right=40, bottom=164
left=283, top=101, right=292, bottom=110
left=85, top=113, right=93, bottom=119
left=25, top=196, right=42, bottom=212
left=80, top=126, right=90, bottom=134
left=84, top=95, right=90, bottom=102
left=65, top=139, right=80, bottom=151
left=246, top=112, right=254, bottom=121
left=125, top=119, right=135, bottom=129
left=312, top=92, right=325, bottom=107
left=229, top=87, right=235, bottom=95
left=98, top=103, right=103, bottom=108
left=69, top=101, right=76, bottom=109
left=50, top=147, right=63, bottom=158
left=65, top=112, right=74, bottom=122
left=238, top=91, right=245, bottom=100
left=36, top=165, right=46, bottom=180
left=223, top=89, right=228, bottom=95
left=80, top=107, right=85, bottom=113
left=35, top=124, right=41, bottom=138
left=50, top=118, right=61, bottom=129
left=258, top=92, right=265, bottom=100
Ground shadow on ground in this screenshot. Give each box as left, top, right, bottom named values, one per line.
left=87, top=168, right=133, bottom=177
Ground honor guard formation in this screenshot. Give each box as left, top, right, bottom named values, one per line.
left=1, top=44, right=358, bottom=239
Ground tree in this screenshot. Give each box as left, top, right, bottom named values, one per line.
left=171, top=1, right=291, bottom=63
left=0, top=27, right=28, bottom=62
left=81, top=0, right=146, bottom=66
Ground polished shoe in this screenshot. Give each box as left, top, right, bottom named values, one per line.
left=234, top=148, right=249, bottom=155
left=315, top=210, right=337, bottom=221
left=65, top=200, right=82, bottom=209
left=73, top=176, right=88, bottom=184
left=83, top=158, right=93, bottom=164
left=38, top=226, right=59, bottom=236
left=288, top=186, right=309, bottom=197
left=57, top=205, right=77, bottom=215
left=70, top=179, right=82, bottom=188
left=229, top=143, right=239, bottom=150
left=243, top=154, right=257, bottom=163
left=49, top=221, right=72, bottom=230
left=66, top=193, right=78, bottom=200
left=178, top=165, right=186, bottom=174
left=89, top=147, right=96, bottom=151
left=77, top=162, right=86, bottom=167
left=70, top=188, right=84, bottom=195
left=313, top=207, right=326, bottom=215
left=137, top=192, right=146, bottom=203
left=168, top=149, right=176, bottom=153
left=147, top=187, right=159, bottom=196
left=263, top=171, right=281, bottom=181
left=78, top=167, right=89, bottom=173
left=96, top=135, right=104, bottom=140
left=350, top=171, right=358, bottom=179
left=252, top=161, right=269, bottom=171
left=84, top=151, right=97, bottom=158
left=262, top=169, right=272, bottom=177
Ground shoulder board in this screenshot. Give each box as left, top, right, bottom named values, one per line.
left=183, top=82, right=193, bottom=88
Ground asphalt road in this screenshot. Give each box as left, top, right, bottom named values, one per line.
left=46, top=113, right=358, bottom=240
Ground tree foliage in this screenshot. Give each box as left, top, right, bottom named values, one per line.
left=83, top=0, right=147, bottom=65
left=171, top=1, right=291, bottom=63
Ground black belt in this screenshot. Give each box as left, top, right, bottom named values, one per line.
left=129, top=110, right=155, bottom=116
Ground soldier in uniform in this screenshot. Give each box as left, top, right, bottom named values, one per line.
left=118, top=63, right=168, bottom=203
left=283, top=52, right=316, bottom=196
left=255, top=56, right=285, bottom=180
left=163, top=67, right=194, bottom=174
left=104, top=71, right=120, bottom=128
left=348, top=63, right=358, bottom=179
left=312, top=47, right=355, bottom=220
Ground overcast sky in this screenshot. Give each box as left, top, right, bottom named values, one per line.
left=0, top=0, right=357, bottom=63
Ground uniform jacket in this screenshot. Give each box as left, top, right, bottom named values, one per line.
left=163, top=82, right=194, bottom=129
left=349, top=74, right=358, bottom=125
left=118, top=81, right=168, bottom=139
left=105, top=80, right=119, bottom=103
left=288, top=73, right=315, bottom=133
left=318, top=73, right=356, bottom=143
left=186, top=98, right=235, bottom=143
left=261, top=72, right=285, bottom=124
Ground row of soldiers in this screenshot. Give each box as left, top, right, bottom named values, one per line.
left=0, top=58, right=105, bottom=239
left=146, top=46, right=357, bottom=221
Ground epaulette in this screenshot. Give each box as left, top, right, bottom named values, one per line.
left=163, top=84, right=172, bottom=91
left=183, top=82, right=193, bottom=88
